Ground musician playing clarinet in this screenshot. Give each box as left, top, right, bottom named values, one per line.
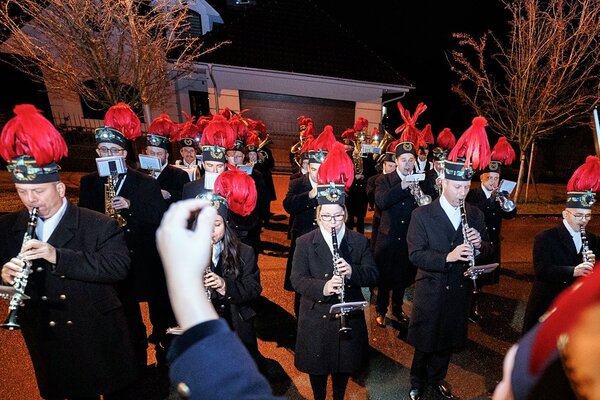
left=290, top=145, right=378, bottom=400
left=522, top=156, right=600, bottom=335
left=406, top=117, right=494, bottom=400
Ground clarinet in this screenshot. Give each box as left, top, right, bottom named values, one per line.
left=1, top=207, right=39, bottom=330
left=581, top=225, right=591, bottom=264
left=459, top=200, right=479, bottom=293
left=205, top=246, right=215, bottom=300
left=332, top=227, right=351, bottom=334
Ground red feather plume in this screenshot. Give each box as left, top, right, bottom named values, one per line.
left=316, top=143, right=354, bottom=190
left=567, top=155, right=600, bottom=192
left=309, top=125, right=338, bottom=152
left=0, top=104, right=68, bottom=166
left=303, top=122, right=315, bottom=139
left=437, top=128, right=456, bottom=150
left=491, top=137, right=516, bottom=165
left=148, top=114, right=178, bottom=141
left=104, top=102, right=141, bottom=140
left=395, top=101, right=427, bottom=146
left=341, top=128, right=355, bottom=139
left=200, top=115, right=236, bottom=149
left=448, top=116, right=491, bottom=170
left=421, top=124, right=434, bottom=144
left=173, top=113, right=201, bottom=142
left=214, top=170, right=257, bottom=216
left=353, top=117, right=368, bottom=132
left=246, top=133, right=260, bottom=147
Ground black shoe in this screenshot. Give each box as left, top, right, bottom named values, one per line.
left=393, top=310, right=410, bottom=324
left=408, top=387, right=422, bottom=400
left=469, top=308, right=483, bottom=324
left=432, top=382, right=458, bottom=399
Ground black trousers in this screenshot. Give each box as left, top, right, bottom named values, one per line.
left=375, top=284, right=405, bottom=318
left=309, top=373, right=350, bottom=400
left=409, top=349, right=452, bottom=389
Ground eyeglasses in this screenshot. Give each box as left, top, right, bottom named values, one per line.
left=565, top=210, right=592, bottom=220
left=320, top=214, right=345, bottom=222
left=98, top=147, right=125, bottom=155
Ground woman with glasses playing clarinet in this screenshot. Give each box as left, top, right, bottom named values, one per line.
left=290, top=144, right=378, bottom=400
left=523, top=156, right=600, bottom=335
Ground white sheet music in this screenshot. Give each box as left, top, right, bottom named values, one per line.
left=499, top=179, right=516, bottom=194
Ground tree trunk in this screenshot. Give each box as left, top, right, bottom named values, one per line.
left=143, top=103, right=152, bottom=127
left=514, top=152, right=527, bottom=204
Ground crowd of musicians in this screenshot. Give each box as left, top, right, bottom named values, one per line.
left=0, top=101, right=598, bottom=400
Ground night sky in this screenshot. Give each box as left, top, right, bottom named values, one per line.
left=317, top=0, right=510, bottom=135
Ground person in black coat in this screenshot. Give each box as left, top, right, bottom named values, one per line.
left=466, top=161, right=517, bottom=322
left=373, top=141, right=420, bottom=327
left=291, top=182, right=379, bottom=400
left=522, top=191, right=598, bottom=334
left=0, top=107, right=137, bottom=399
left=421, top=147, right=446, bottom=202
left=406, top=160, right=494, bottom=400
left=174, top=137, right=202, bottom=181
left=199, top=192, right=264, bottom=370
left=366, top=152, right=397, bottom=253
left=143, top=133, right=191, bottom=206
left=79, top=127, right=169, bottom=371
left=282, top=155, right=321, bottom=294
left=156, top=199, right=282, bottom=400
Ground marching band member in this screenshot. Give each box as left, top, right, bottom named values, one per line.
left=290, top=115, right=315, bottom=173
left=283, top=126, right=337, bottom=312
left=414, top=124, right=434, bottom=173
left=466, top=137, right=518, bottom=323
left=0, top=105, right=138, bottom=399
left=290, top=143, right=378, bottom=400
left=79, top=103, right=168, bottom=374
left=143, top=114, right=191, bottom=206
left=174, top=116, right=203, bottom=181
left=522, top=156, right=600, bottom=334
left=373, top=139, right=420, bottom=327
left=406, top=116, right=494, bottom=400
left=248, top=119, right=277, bottom=219
left=366, top=151, right=397, bottom=253
left=423, top=128, right=457, bottom=201
left=199, top=170, right=265, bottom=371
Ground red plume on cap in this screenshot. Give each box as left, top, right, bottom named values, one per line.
left=567, top=155, right=600, bottom=192
left=0, top=104, right=68, bottom=166
left=219, top=107, right=232, bottom=119
left=341, top=128, right=355, bottom=139
left=104, top=102, right=141, bottom=140
left=230, top=118, right=250, bottom=143
left=529, top=269, right=600, bottom=375
left=245, top=133, right=260, bottom=147
left=317, top=143, right=354, bottom=190
left=448, top=116, right=491, bottom=170
left=249, top=119, right=267, bottom=140
left=421, top=124, right=434, bottom=144
left=200, top=115, right=236, bottom=149
left=437, top=128, right=456, bottom=150
left=353, top=117, right=368, bottom=132
left=174, top=113, right=201, bottom=141
left=309, top=125, right=338, bottom=152
left=303, top=121, right=316, bottom=139
left=196, top=115, right=212, bottom=134
left=395, top=101, right=427, bottom=145
left=148, top=114, right=178, bottom=141
left=297, top=116, right=313, bottom=126
left=372, top=127, right=380, bottom=136
left=299, top=137, right=314, bottom=153
left=214, top=169, right=257, bottom=216
left=491, top=137, right=516, bottom=165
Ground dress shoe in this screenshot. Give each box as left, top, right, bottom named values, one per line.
left=469, top=308, right=483, bottom=324
left=393, top=310, right=410, bottom=324
left=433, top=382, right=458, bottom=399
left=408, top=388, right=422, bottom=400
left=375, top=314, right=386, bottom=327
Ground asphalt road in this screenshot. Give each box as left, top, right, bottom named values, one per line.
left=0, top=175, right=598, bottom=400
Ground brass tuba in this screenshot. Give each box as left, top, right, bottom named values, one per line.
left=257, top=134, right=273, bottom=161
left=105, top=173, right=127, bottom=228
left=375, top=130, right=396, bottom=163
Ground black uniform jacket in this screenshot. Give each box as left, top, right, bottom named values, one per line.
left=291, top=228, right=379, bottom=374
left=282, top=174, right=319, bottom=290
left=0, top=204, right=137, bottom=398
left=212, top=243, right=262, bottom=346
left=156, top=164, right=191, bottom=206
left=522, top=223, right=599, bottom=333
left=79, top=168, right=166, bottom=299
left=374, top=171, right=419, bottom=287
left=406, top=199, right=493, bottom=352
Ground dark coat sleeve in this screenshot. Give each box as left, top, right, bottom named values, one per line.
left=283, top=176, right=318, bottom=215
left=407, top=208, right=449, bottom=272
left=54, top=210, right=130, bottom=283
left=221, top=244, right=262, bottom=304
left=374, top=173, right=413, bottom=211
left=533, top=229, right=576, bottom=283
left=345, top=232, right=379, bottom=288
left=120, top=170, right=166, bottom=226
left=290, top=233, right=329, bottom=303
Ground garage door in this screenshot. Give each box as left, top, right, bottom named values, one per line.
left=240, top=90, right=355, bottom=172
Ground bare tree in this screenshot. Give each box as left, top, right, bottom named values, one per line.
left=0, top=0, right=228, bottom=117
left=450, top=0, right=600, bottom=201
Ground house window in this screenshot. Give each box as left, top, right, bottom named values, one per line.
left=187, top=10, right=203, bottom=37
left=189, top=90, right=209, bottom=117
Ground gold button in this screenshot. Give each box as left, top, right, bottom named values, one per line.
left=59, top=294, right=66, bottom=300
left=177, top=382, right=191, bottom=398
left=41, top=296, right=48, bottom=301
left=66, top=320, right=73, bottom=326
left=49, top=321, right=56, bottom=327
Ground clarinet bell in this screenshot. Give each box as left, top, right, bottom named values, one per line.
left=1, top=309, right=21, bottom=330
left=338, top=314, right=352, bottom=335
